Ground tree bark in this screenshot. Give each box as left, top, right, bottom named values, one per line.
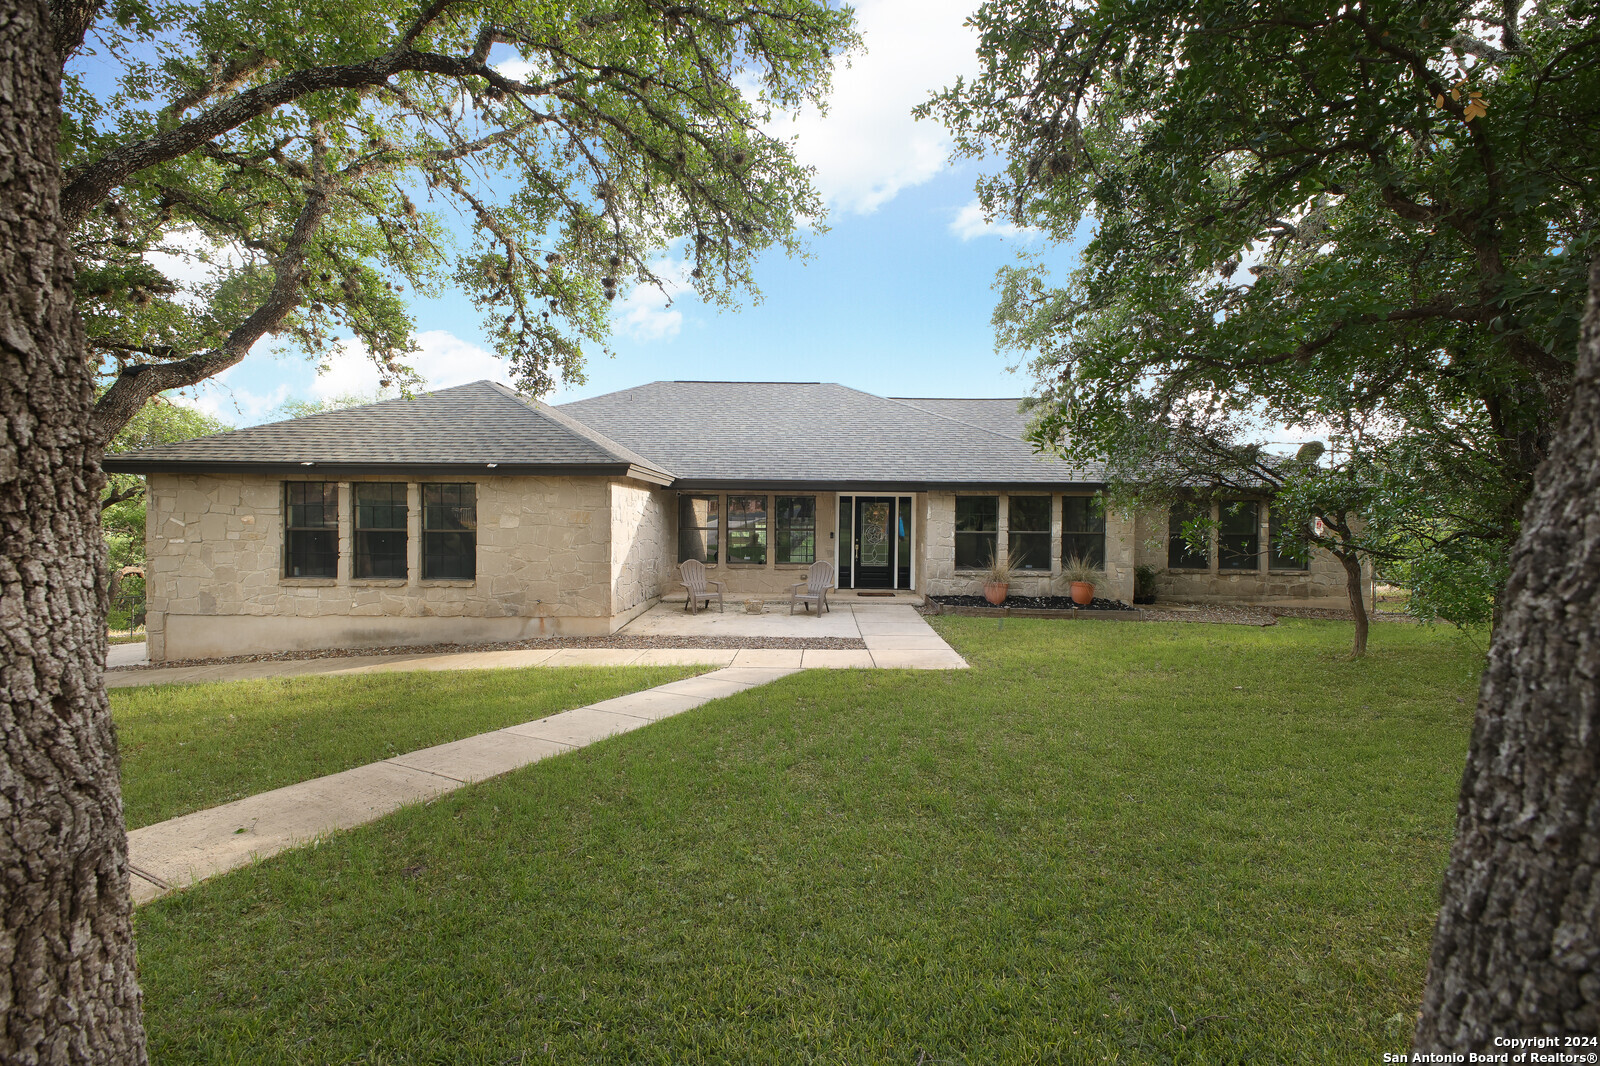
left=1, top=0, right=149, bottom=1060
left=1415, top=256, right=1600, bottom=1045
left=1336, top=548, right=1369, bottom=656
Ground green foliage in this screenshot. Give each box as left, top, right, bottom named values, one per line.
left=134, top=618, right=1481, bottom=1060
left=273, top=392, right=386, bottom=419
left=67, top=0, right=861, bottom=409
left=926, top=0, right=1599, bottom=626
left=102, top=398, right=231, bottom=563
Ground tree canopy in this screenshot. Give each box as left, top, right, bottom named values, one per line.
left=67, top=0, right=860, bottom=439
left=926, top=0, right=1600, bottom=623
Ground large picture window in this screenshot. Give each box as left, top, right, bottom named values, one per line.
left=677, top=495, right=719, bottom=565
left=727, top=495, right=769, bottom=565
left=1062, top=495, right=1106, bottom=569
left=1007, top=495, right=1051, bottom=570
left=1168, top=500, right=1211, bottom=569
left=775, top=495, right=816, bottom=565
left=1219, top=500, right=1260, bottom=571
left=285, top=481, right=338, bottom=578
left=423, top=483, right=476, bottom=579
left=955, top=495, right=999, bottom=569
left=355, top=483, right=408, bottom=578
left=1268, top=507, right=1311, bottom=571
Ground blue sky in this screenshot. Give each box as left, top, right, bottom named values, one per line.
left=99, top=0, right=1085, bottom=425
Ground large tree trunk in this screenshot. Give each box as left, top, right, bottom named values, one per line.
left=0, top=0, right=149, bottom=1060
left=1415, top=258, right=1600, bottom=1045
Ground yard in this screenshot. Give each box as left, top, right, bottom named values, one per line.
left=128, top=617, right=1482, bottom=1062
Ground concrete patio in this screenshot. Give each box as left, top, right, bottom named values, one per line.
left=107, top=601, right=965, bottom=687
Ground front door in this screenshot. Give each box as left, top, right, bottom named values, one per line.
left=854, top=497, right=895, bottom=588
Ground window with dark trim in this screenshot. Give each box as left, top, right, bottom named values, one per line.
left=1268, top=507, right=1311, bottom=571
left=1062, top=495, right=1106, bottom=569
left=727, top=495, right=768, bottom=565
left=284, top=481, right=339, bottom=578
left=1007, top=495, right=1051, bottom=570
left=677, top=495, right=719, bottom=565
left=354, top=483, right=408, bottom=578
left=955, top=495, right=999, bottom=569
left=1168, top=500, right=1211, bottom=569
left=423, top=483, right=476, bottom=579
left=1219, top=500, right=1260, bottom=571
left=775, top=495, right=816, bottom=565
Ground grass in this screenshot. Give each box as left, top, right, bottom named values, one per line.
left=134, top=618, right=1483, bottom=1063
left=112, top=666, right=705, bottom=829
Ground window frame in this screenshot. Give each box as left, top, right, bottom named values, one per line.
left=283, top=481, right=339, bottom=579
left=1218, top=500, right=1261, bottom=572
left=1007, top=495, right=1052, bottom=571
left=726, top=494, right=769, bottom=566
left=954, top=495, right=999, bottom=570
left=1267, top=506, right=1312, bottom=571
left=774, top=495, right=817, bottom=565
left=1167, top=499, right=1212, bottom=570
left=1061, top=494, right=1106, bottom=570
left=676, top=494, right=720, bottom=566
left=353, top=482, right=409, bottom=580
left=422, top=482, right=477, bottom=580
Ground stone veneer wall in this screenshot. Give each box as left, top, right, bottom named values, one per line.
left=144, top=472, right=634, bottom=661
left=609, top=482, right=671, bottom=617
left=1132, top=503, right=1369, bottom=607
left=921, top=490, right=1138, bottom=603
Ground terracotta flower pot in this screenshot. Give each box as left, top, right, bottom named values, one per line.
left=983, top=582, right=1008, bottom=605
left=1070, top=581, right=1095, bottom=606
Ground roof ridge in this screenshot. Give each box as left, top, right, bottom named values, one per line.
left=489, top=381, right=675, bottom=477
left=865, top=392, right=1038, bottom=448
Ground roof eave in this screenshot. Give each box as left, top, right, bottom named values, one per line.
left=104, top=458, right=660, bottom=480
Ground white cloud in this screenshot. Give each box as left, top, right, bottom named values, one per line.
left=767, top=0, right=979, bottom=214
left=179, top=360, right=293, bottom=424
left=949, top=199, right=1041, bottom=242
left=613, top=258, right=695, bottom=342
left=144, top=226, right=247, bottom=306
left=309, top=330, right=510, bottom=399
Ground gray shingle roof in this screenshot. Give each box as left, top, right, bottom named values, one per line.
left=556, top=381, right=1103, bottom=486
left=104, top=380, right=672, bottom=481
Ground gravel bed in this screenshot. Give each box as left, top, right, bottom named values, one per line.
left=929, top=595, right=1137, bottom=612
left=112, top=634, right=868, bottom=672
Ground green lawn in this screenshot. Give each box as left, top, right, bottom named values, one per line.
left=112, top=666, right=705, bottom=829
left=133, top=619, right=1482, bottom=1062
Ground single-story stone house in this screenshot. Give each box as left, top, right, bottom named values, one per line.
left=107, top=380, right=1364, bottom=661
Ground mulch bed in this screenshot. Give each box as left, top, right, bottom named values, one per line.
left=112, top=634, right=868, bottom=673
left=927, top=596, right=1417, bottom=628
left=930, top=595, right=1137, bottom=612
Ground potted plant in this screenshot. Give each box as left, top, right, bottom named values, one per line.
left=1134, top=564, right=1159, bottom=604
left=1061, top=555, right=1105, bottom=606
left=981, top=552, right=1020, bottom=605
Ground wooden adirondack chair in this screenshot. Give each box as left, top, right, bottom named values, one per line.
left=678, top=559, right=726, bottom=614
left=788, top=560, right=835, bottom=615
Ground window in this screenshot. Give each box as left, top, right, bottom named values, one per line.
left=677, top=495, right=719, bottom=565
left=1061, top=495, right=1106, bottom=569
left=1168, top=500, right=1211, bottom=569
left=727, top=495, right=768, bottom=565
left=423, top=483, right=476, bottom=579
left=775, top=495, right=816, bottom=564
left=955, top=495, right=999, bottom=569
left=1219, top=500, right=1260, bottom=571
left=1268, top=507, right=1311, bottom=571
left=1007, top=495, right=1051, bottom=570
left=354, top=483, right=408, bottom=578
left=285, top=482, right=338, bottom=578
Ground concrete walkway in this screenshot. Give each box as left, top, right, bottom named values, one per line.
left=108, top=603, right=965, bottom=688
left=127, top=665, right=800, bottom=904
left=122, top=604, right=966, bottom=904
